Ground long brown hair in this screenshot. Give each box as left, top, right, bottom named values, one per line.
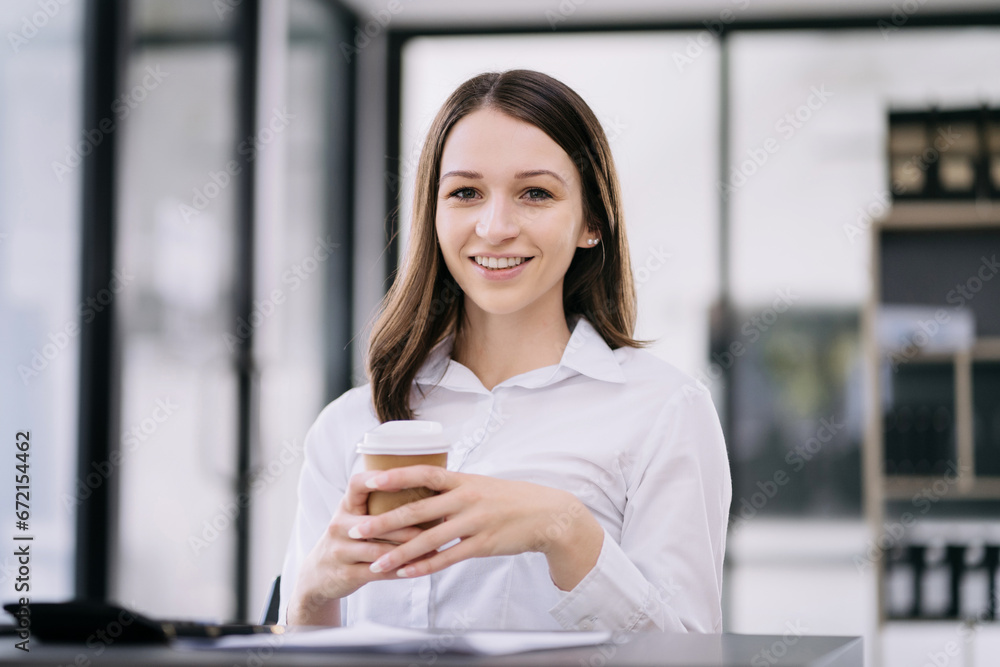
left=366, top=69, right=648, bottom=422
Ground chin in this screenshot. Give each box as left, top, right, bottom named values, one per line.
left=460, top=288, right=537, bottom=313
left=465, top=300, right=531, bottom=317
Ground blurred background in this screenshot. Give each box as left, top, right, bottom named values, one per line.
left=1, top=0, right=999, bottom=665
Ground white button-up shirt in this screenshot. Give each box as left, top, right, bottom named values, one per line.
left=278, top=315, right=732, bottom=633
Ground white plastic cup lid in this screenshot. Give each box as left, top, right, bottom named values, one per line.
left=356, top=420, right=451, bottom=455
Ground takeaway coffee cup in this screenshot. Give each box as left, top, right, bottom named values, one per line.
left=356, top=420, right=450, bottom=529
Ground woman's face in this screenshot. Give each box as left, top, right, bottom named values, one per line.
left=435, top=108, right=592, bottom=323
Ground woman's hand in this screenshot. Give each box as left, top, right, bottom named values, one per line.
left=346, top=465, right=605, bottom=592
left=285, top=470, right=425, bottom=625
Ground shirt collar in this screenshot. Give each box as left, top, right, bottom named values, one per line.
left=559, top=314, right=628, bottom=385
left=413, top=314, right=627, bottom=391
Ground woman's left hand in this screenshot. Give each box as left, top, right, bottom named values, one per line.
left=346, top=465, right=605, bottom=591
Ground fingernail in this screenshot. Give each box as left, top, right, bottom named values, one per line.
left=370, top=558, right=387, bottom=574
left=348, top=524, right=365, bottom=539
left=365, top=475, right=384, bottom=489
left=396, top=566, right=412, bottom=578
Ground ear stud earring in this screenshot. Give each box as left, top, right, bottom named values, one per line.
left=587, top=238, right=599, bottom=245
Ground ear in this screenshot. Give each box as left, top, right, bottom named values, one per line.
left=576, top=222, right=599, bottom=249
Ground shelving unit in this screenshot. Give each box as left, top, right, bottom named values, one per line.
left=863, top=201, right=1000, bottom=664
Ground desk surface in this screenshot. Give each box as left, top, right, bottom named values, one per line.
left=0, top=632, right=863, bottom=666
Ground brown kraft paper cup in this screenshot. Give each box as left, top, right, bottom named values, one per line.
left=363, top=452, right=447, bottom=529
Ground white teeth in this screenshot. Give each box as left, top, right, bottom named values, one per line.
left=474, top=256, right=526, bottom=270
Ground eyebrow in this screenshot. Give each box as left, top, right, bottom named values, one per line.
left=438, top=169, right=568, bottom=187
left=514, top=169, right=567, bottom=186
left=439, top=170, right=483, bottom=185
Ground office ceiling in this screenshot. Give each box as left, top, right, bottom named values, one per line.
left=338, top=0, right=1000, bottom=28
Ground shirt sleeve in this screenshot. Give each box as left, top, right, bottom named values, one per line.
left=276, top=400, right=353, bottom=625
left=548, top=383, right=732, bottom=633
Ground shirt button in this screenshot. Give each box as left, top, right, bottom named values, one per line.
left=579, top=617, right=597, bottom=631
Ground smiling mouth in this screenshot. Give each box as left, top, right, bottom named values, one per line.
left=471, top=256, right=533, bottom=270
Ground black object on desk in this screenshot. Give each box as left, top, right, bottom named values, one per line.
left=1, top=600, right=276, bottom=644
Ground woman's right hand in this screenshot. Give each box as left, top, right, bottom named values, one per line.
left=285, top=470, right=424, bottom=625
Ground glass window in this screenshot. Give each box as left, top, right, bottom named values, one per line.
left=0, top=0, right=84, bottom=601
left=249, top=0, right=352, bottom=617
left=113, top=7, right=240, bottom=619
left=114, top=0, right=353, bottom=621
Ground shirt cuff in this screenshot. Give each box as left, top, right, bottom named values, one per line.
left=547, top=528, right=653, bottom=632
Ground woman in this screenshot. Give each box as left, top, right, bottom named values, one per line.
left=279, top=69, right=731, bottom=633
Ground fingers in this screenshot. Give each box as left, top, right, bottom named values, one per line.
left=331, top=468, right=478, bottom=587
left=350, top=490, right=461, bottom=539
left=365, top=465, right=458, bottom=494
left=343, top=470, right=382, bottom=514
left=337, top=536, right=398, bottom=565
left=378, top=526, right=423, bottom=544
left=378, top=534, right=482, bottom=579
left=360, top=514, right=474, bottom=574
left=335, top=547, right=445, bottom=590
left=341, top=466, right=458, bottom=518
left=295, top=526, right=401, bottom=606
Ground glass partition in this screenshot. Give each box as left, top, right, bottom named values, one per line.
left=0, top=0, right=84, bottom=602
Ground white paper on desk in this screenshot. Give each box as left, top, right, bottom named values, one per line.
left=180, top=621, right=612, bottom=656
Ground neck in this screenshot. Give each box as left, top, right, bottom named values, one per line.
left=453, top=297, right=574, bottom=391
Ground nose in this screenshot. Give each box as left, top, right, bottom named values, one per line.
left=475, top=196, right=519, bottom=245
